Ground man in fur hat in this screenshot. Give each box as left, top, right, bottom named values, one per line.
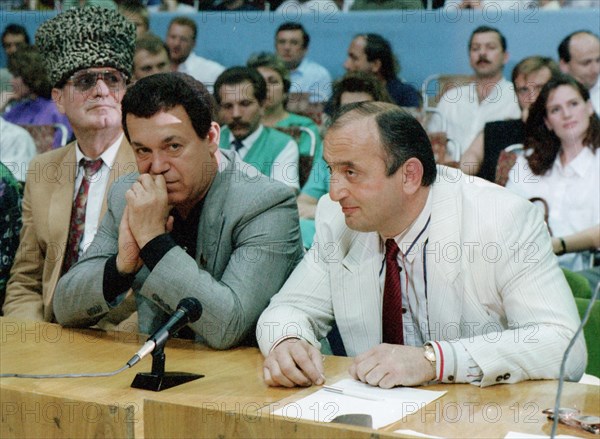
left=4, top=7, right=138, bottom=329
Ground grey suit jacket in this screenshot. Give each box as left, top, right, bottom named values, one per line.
left=54, top=150, right=304, bottom=349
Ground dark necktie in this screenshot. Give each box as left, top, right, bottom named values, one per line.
left=382, top=238, right=404, bottom=345
left=232, top=139, right=244, bottom=152
left=62, top=158, right=103, bottom=273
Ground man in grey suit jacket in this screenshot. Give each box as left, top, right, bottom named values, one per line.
left=258, top=102, right=586, bottom=388
left=54, top=73, right=304, bottom=349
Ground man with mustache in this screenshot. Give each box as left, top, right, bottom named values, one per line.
left=427, top=26, right=520, bottom=161
left=215, top=67, right=300, bottom=191
left=4, top=7, right=137, bottom=328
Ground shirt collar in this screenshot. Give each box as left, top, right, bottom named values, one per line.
left=382, top=189, right=433, bottom=263
left=75, top=133, right=124, bottom=170
left=552, top=146, right=595, bottom=178
left=228, top=124, right=263, bottom=148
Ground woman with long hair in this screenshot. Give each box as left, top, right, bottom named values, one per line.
left=505, top=74, right=599, bottom=271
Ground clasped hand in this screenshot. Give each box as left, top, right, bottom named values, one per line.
left=117, top=174, right=173, bottom=274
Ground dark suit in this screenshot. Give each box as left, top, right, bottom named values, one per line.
left=54, top=149, right=304, bottom=349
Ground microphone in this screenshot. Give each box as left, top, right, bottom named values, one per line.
left=127, top=297, right=202, bottom=368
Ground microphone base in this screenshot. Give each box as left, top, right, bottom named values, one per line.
left=131, top=372, right=204, bottom=392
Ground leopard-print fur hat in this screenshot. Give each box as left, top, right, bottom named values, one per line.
left=35, top=6, right=135, bottom=88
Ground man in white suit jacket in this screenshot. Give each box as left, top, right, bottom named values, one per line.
left=257, top=102, right=586, bottom=388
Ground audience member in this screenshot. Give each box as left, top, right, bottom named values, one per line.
left=427, top=26, right=520, bottom=160
left=0, top=163, right=22, bottom=312
left=1, top=24, right=30, bottom=107
left=246, top=52, right=322, bottom=158
left=506, top=74, right=599, bottom=272
left=166, top=16, right=224, bottom=93
left=3, top=7, right=138, bottom=326
left=118, top=0, right=150, bottom=39
left=213, top=0, right=261, bottom=10
left=276, top=0, right=339, bottom=13
left=258, top=101, right=585, bottom=388
left=54, top=72, right=303, bottom=349
left=343, top=33, right=420, bottom=108
left=215, top=67, right=300, bottom=190
left=0, top=117, right=37, bottom=183
left=4, top=46, right=73, bottom=147
left=133, top=33, right=171, bottom=81
left=558, top=30, right=600, bottom=114
left=275, top=22, right=332, bottom=104
left=350, top=0, right=422, bottom=10
left=460, top=56, right=559, bottom=180
left=247, top=52, right=324, bottom=247
left=1, top=24, right=29, bottom=56
left=149, top=0, right=196, bottom=12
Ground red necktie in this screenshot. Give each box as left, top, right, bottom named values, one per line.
left=382, top=238, right=404, bottom=345
left=62, top=158, right=103, bottom=273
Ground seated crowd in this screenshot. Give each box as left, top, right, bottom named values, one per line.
left=0, top=3, right=598, bottom=390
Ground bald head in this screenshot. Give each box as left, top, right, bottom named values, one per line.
left=559, top=31, right=600, bottom=90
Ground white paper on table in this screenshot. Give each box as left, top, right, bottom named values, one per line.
left=504, top=432, right=583, bottom=438
left=272, top=378, right=446, bottom=429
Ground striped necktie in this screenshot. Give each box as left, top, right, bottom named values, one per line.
left=62, top=158, right=103, bottom=273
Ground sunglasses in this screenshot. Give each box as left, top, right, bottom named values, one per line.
left=67, top=69, right=128, bottom=92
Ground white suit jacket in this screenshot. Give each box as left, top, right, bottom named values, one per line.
left=257, top=166, right=586, bottom=387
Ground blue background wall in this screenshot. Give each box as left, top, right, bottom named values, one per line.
left=1, top=8, right=598, bottom=91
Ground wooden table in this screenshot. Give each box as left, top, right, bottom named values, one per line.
left=1, top=318, right=597, bottom=438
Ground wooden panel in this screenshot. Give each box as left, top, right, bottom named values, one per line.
left=144, top=400, right=406, bottom=439
left=0, top=388, right=134, bottom=439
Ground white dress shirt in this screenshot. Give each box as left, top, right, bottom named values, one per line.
left=0, top=117, right=37, bottom=182
left=505, top=147, right=600, bottom=271
left=428, top=77, right=521, bottom=160
left=176, top=52, right=225, bottom=94
left=74, top=135, right=123, bottom=257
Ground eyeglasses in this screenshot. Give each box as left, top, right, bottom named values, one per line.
left=543, top=407, right=600, bottom=434
left=67, top=69, right=128, bottom=92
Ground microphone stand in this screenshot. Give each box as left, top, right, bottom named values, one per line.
left=130, top=345, right=204, bottom=392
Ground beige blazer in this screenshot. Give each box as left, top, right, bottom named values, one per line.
left=4, top=138, right=137, bottom=324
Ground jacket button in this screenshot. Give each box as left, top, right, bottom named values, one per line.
left=504, top=373, right=511, bottom=380
left=447, top=375, right=454, bottom=382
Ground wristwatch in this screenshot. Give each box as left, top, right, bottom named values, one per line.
left=423, top=343, right=437, bottom=377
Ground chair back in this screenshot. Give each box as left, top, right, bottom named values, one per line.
left=494, top=143, right=523, bottom=187
left=273, top=125, right=317, bottom=188
left=421, top=73, right=474, bottom=109
left=285, top=92, right=325, bottom=126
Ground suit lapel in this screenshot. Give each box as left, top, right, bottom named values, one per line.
left=336, top=231, right=383, bottom=354
left=48, top=144, right=77, bottom=262
left=45, top=144, right=78, bottom=312
left=426, top=171, right=464, bottom=339
left=196, top=152, right=229, bottom=272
